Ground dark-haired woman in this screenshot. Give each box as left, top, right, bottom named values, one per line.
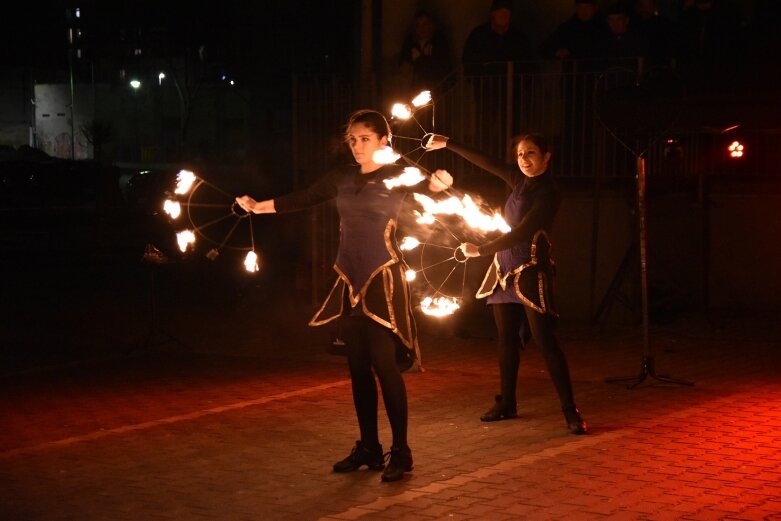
left=236, top=110, right=452, bottom=481
left=425, top=133, right=587, bottom=435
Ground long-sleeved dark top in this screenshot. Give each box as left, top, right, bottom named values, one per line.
left=273, top=162, right=427, bottom=351
left=446, top=140, right=560, bottom=307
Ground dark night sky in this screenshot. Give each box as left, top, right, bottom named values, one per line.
left=0, top=1, right=358, bottom=77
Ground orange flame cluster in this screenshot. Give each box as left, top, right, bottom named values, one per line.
left=413, top=193, right=510, bottom=233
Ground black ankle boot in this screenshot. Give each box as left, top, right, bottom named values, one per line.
left=563, top=407, right=588, bottom=435
left=333, top=440, right=384, bottom=472
left=381, top=446, right=413, bottom=482
left=480, top=395, right=517, bottom=422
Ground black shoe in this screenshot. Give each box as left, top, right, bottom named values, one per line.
left=381, top=446, right=413, bottom=482
left=333, top=441, right=384, bottom=472
left=480, top=395, right=517, bottom=422
left=563, top=407, right=588, bottom=435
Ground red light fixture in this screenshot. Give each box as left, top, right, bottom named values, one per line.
left=728, top=140, right=744, bottom=159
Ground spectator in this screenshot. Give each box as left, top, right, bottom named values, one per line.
left=632, top=0, right=678, bottom=68
left=461, top=0, right=536, bottom=154
left=462, top=0, right=535, bottom=77
left=540, top=0, right=609, bottom=177
left=540, top=0, right=610, bottom=69
left=597, top=2, right=649, bottom=70
left=398, top=9, right=454, bottom=95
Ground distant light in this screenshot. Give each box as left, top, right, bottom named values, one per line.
left=220, top=74, right=227, bottom=81
left=229, top=80, right=235, bottom=86
left=130, top=79, right=141, bottom=89
left=158, top=72, right=166, bottom=85
left=75, top=7, right=81, bottom=18
left=728, top=140, right=745, bottom=159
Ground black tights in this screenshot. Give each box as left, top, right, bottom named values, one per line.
left=492, top=303, right=576, bottom=411
left=340, top=316, right=408, bottom=450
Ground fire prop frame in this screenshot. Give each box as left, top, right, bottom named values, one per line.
left=162, top=169, right=259, bottom=273
left=378, top=90, right=511, bottom=317
left=153, top=90, right=511, bottom=317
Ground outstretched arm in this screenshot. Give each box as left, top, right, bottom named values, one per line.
left=425, top=134, right=519, bottom=187
left=235, top=196, right=275, bottom=214
left=235, top=169, right=340, bottom=215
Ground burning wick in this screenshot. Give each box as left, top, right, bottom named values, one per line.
left=413, top=193, right=510, bottom=233
left=373, top=145, right=400, bottom=165
left=399, top=236, right=421, bottom=251
left=243, top=251, right=259, bottom=273
left=176, top=230, right=196, bottom=252
left=163, top=199, right=181, bottom=219
left=383, top=167, right=426, bottom=189
left=391, top=103, right=412, bottom=120
left=420, top=296, right=460, bottom=317
left=411, top=90, right=432, bottom=107
left=174, top=170, right=197, bottom=195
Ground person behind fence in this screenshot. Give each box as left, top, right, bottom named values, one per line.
left=539, top=0, right=608, bottom=67
left=631, top=0, right=677, bottom=69
left=398, top=9, right=454, bottom=95
left=424, top=132, right=588, bottom=435
left=235, top=110, right=453, bottom=482
left=462, top=0, right=536, bottom=151
left=595, top=2, right=650, bottom=71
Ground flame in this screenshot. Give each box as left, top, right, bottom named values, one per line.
left=243, top=250, right=259, bottom=272
left=411, top=90, right=432, bottom=107
left=176, top=229, right=196, bottom=252
left=391, top=103, right=412, bottom=120
left=383, top=167, right=426, bottom=189
left=373, top=145, right=400, bottom=165
left=174, top=169, right=197, bottom=194
left=420, top=296, right=460, bottom=316
left=163, top=199, right=181, bottom=219
left=405, top=269, right=417, bottom=281
left=414, top=210, right=435, bottom=225
left=413, top=193, right=510, bottom=233
left=399, top=236, right=421, bottom=251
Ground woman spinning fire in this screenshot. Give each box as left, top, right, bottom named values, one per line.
left=235, top=109, right=451, bottom=482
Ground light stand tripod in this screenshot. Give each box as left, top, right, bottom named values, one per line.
left=605, top=154, right=693, bottom=388
left=130, top=244, right=189, bottom=354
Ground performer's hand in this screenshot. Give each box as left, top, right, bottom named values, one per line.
left=428, top=169, right=453, bottom=192
left=424, top=134, right=449, bottom=150
left=235, top=195, right=257, bottom=213
left=460, top=242, right=480, bottom=258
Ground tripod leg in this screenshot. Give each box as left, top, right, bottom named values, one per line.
left=606, top=355, right=694, bottom=388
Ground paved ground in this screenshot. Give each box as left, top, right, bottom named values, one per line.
left=1, top=307, right=780, bottom=520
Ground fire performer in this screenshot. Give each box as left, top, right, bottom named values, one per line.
left=425, top=133, right=588, bottom=435
left=235, top=109, right=452, bottom=482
